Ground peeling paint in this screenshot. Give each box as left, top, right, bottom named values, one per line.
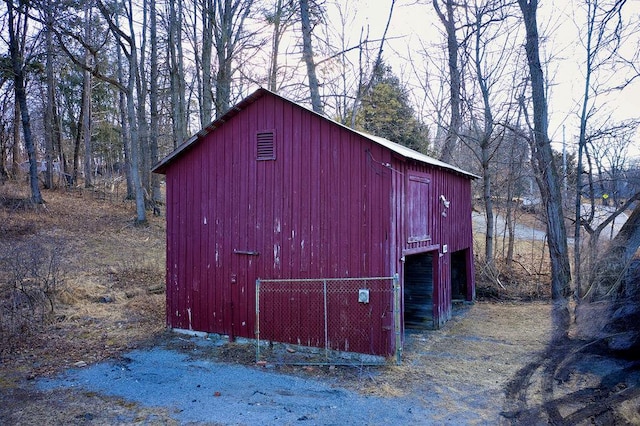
left=274, top=244, right=281, bottom=267
left=274, top=218, right=281, bottom=233
left=187, top=308, right=192, bottom=330
left=203, top=216, right=207, bottom=225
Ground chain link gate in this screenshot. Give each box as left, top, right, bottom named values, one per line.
left=255, top=275, right=400, bottom=366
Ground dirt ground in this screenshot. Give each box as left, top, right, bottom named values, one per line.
left=1, top=182, right=639, bottom=424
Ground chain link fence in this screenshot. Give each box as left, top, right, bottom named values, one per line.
left=255, top=275, right=400, bottom=366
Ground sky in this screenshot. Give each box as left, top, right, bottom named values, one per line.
left=323, top=0, right=640, bottom=161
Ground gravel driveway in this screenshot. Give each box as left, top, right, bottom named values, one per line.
left=38, top=346, right=440, bottom=425
left=23, top=303, right=552, bottom=425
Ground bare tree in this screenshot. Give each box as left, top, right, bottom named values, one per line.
left=517, top=0, right=572, bottom=329
left=299, top=0, right=323, bottom=113
left=149, top=0, right=161, bottom=206
left=82, top=0, right=94, bottom=188
left=11, top=94, right=20, bottom=179
left=265, top=0, right=297, bottom=92
left=573, top=0, right=633, bottom=296
left=581, top=122, right=639, bottom=296
left=116, top=21, right=134, bottom=199
left=348, top=0, right=396, bottom=128
left=43, top=0, right=60, bottom=189
left=196, top=0, right=214, bottom=125
left=466, top=0, right=500, bottom=266
left=433, top=0, right=463, bottom=163
left=168, top=0, right=187, bottom=144
left=6, top=0, right=43, bottom=203
left=94, top=0, right=146, bottom=223
left=212, top=0, right=255, bottom=117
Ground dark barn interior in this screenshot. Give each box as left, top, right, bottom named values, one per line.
left=451, top=249, right=469, bottom=301
left=404, top=252, right=435, bottom=330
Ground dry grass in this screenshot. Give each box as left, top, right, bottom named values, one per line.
left=2, top=181, right=638, bottom=425
left=362, top=302, right=552, bottom=396
left=0, top=181, right=166, bottom=378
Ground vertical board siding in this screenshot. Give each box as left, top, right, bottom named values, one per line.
left=393, top=159, right=475, bottom=330
left=164, top=94, right=395, bottom=355
left=162, top=91, right=474, bottom=355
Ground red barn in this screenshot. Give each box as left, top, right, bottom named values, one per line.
left=153, top=88, right=476, bottom=358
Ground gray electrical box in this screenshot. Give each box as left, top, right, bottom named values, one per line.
left=358, top=289, right=370, bottom=304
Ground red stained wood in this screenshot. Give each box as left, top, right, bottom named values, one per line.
left=155, top=89, right=476, bottom=355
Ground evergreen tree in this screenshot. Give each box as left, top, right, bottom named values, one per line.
left=356, top=65, right=430, bottom=154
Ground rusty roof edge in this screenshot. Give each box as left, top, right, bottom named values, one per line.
left=152, top=87, right=479, bottom=180
left=356, top=132, right=481, bottom=180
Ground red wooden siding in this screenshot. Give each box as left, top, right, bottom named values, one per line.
left=163, top=94, right=396, bottom=354
left=392, top=159, right=475, bottom=329
left=158, top=89, right=475, bottom=356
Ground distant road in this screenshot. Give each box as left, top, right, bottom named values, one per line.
left=472, top=212, right=548, bottom=242
left=472, top=207, right=628, bottom=244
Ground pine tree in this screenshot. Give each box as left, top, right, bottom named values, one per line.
left=356, top=65, right=430, bottom=154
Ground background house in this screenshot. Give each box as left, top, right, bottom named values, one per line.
left=153, top=88, right=477, bottom=357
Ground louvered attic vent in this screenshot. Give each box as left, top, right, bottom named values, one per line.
left=256, top=131, right=275, bottom=161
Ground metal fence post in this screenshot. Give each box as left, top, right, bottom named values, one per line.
left=393, top=273, right=402, bottom=365
left=323, top=279, right=329, bottom=360
left=255, top=278, right=261, bottom=363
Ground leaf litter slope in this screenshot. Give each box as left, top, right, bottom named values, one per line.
left=1, top=181, right=638, bottom=424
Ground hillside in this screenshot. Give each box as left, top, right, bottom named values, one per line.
left=0, top=182, right=166, bottom=376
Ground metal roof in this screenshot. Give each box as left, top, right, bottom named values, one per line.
left=152, top=88, right=479, bottom=179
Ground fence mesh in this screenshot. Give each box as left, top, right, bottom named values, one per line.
left=256, top=275, right=400, bottom=366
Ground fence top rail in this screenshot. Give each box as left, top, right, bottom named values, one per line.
left=257, top=276, right=396, bottom=283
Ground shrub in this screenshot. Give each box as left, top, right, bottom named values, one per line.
left=0, top=238, right=66, bottom=345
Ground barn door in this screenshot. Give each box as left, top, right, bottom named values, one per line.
left=229, top=252, right=259, bottom=341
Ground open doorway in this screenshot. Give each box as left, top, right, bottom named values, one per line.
left=451, top=249, right=469, bottom=302
left=404, top=251, right=435, bottom=330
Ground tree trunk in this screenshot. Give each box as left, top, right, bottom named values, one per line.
left=136, top=2, right=150, bottom=194
left=299, top=0, right=323, bottom=114
left=7, top=0, right=43, bottom=203
left=610, top=203, right=640, bottom=270
left=214, top=0, right=232, bottom=116
left=474, top=13, right=495, bottom=266
left=267, top=0, right=283, bottom=92
left=44, top=18, right=55, bottom=189
left=0, top=123, right=9, bottom=182
left=12, top=94, right=20, bottom=178
left=518, top=0, right=572, bottom=334
left=115, top=12, right=134, bottom=199
left=72, top=98, right=83, bottom=185
left=169, top=0, right=187, bottom=145
left=82, top=0, right=93, bottom=188
left=433, top=0, right=461, bottom=164
left=199, top=0, right=213, bottom=125
left=53, top=98, right=65, bottom=176
left=126, top=17, right=147, bottom=224
left=150, top=0, right=161, bottom=206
